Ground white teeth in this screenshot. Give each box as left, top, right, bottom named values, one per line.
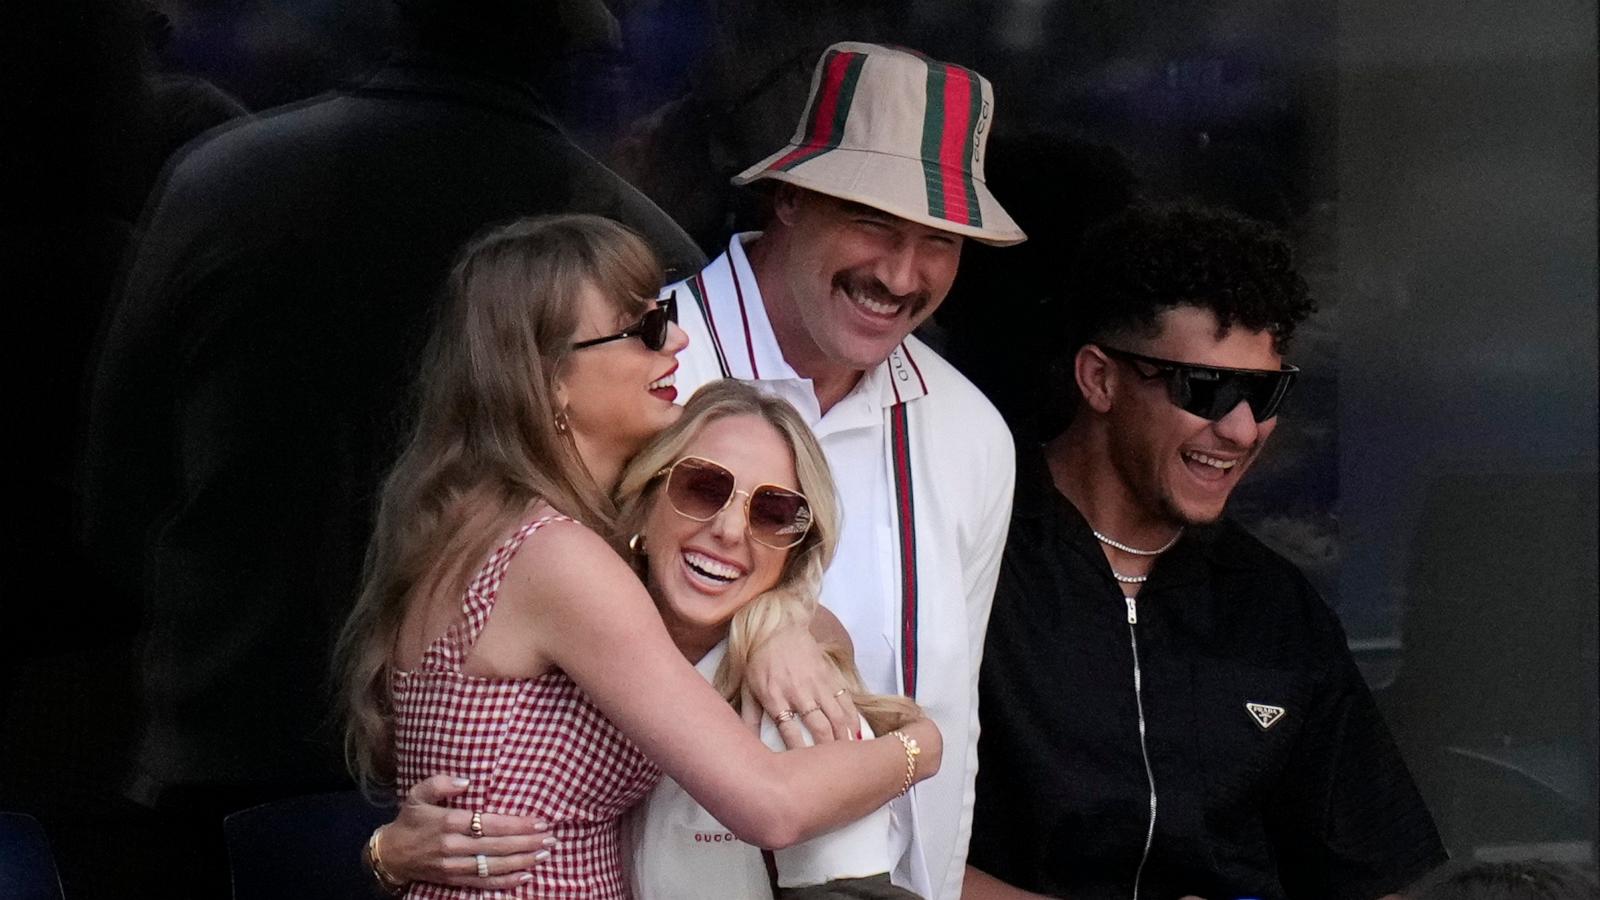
left=1184, top=451, right=1237, bottom=470
left=648, top=372, right=676, bottom=390
left=683, top=550, right=741, bottom=583
left=847, top=288, right=899, bottom=316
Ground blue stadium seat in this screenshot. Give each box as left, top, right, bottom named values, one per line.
left=0, top=812, right=64, bottom=900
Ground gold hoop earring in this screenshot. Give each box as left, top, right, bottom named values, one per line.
left=627, top=533, right=644, bottom=555
left=554, top=408, right=570, bottom=435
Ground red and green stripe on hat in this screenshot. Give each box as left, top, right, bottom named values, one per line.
left=769, top=48, right=870, bottom=173
left=733, top=42, right=1024, bottom=246
left=918, top=61, right=985, bottom=229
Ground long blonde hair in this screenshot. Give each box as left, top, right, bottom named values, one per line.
left=336, top=214, right=664, bottom=793
left=613, top=381, right=922, bottom=736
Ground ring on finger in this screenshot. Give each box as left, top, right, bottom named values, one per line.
left=773, top=709, right=799, bottom=724
left=799, top=705, right=824, bottom=717
left=475, top=853, right=490, bottom=878
left=832, top=688, right=848, bottom=698
left=469, top=810, right=484, bottom=838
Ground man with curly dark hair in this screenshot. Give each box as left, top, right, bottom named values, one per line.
left=965, top=203, right=1446, bottom=899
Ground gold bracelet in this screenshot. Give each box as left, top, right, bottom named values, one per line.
left=366, top=824, right=407, bottom=896
left=888, top=730, right=921, bottom=796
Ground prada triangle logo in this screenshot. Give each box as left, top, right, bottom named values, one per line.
left=1246, top=702, right=1286, bottom=730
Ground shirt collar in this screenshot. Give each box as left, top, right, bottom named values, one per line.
left=1013, top=444, right=1060, bottom=522
left=711, top=233, right=931, bottom=411
left=717, top=234, right=797, bottom=383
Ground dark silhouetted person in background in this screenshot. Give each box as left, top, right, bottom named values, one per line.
left=933, top=132, right=1139, bottom=444
left=79, top=0, right=704, bottom=893
left=2, top=3, right=249, bottom=897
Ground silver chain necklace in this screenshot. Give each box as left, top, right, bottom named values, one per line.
left=1093, top=527, right=1182, bottom=585
left=1092, top=528, right=1183, bottom=556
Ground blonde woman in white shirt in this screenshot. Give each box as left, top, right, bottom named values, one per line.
left=613, top=380, right=922, bottom=899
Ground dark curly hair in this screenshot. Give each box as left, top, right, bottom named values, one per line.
left=1068, top=202, right=1316, bottom=355
left=1405, top=860, right=1599, bottom=900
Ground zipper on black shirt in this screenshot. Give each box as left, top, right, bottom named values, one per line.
left=1127, top=595, right=1157, bottom=900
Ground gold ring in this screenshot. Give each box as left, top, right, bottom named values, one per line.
left=832, top=688, right=848, bottom=698
left=469, top=810, right=484, bottom=838
left=774, top=709, right=799, bottom=724
left=799, top=705, right=824, bottom=717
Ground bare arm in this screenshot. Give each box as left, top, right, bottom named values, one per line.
left=739, top=610, right=862, bottom=745
left=373, top=775, right=555, bottom=890
left=485, top=521, right=940, bottom=849
left=739, top=603, right=862, bottom=744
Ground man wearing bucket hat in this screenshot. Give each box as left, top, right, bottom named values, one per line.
left=382, top=41, right=1022, bottom=898
left=662, top=42, right=1025, bottom=899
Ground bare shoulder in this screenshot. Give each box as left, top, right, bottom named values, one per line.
left=467, top=514, right=646, bottom=677
left=497, top=515, right=639, bottom=608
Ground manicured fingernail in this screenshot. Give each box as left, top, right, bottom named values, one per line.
left=534, top=850, right=552, bottom=862
left=451, top=777, right=471, bottom=787
left=542, top=836, right=558, bottom=848
left=520, top=872, right=535, bottom=882
left=533, top=821, right=551, bottom=830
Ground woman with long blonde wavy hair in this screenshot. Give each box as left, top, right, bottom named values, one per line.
left=613, top=380, right=919, bottom=737
left=336, top=215, right=940, bottom=898
left=613, top=379, right=922, bottom=898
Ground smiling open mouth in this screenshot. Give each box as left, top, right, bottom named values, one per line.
left=683, top=550, right=742, bottom=584
left=848, top=287, right=900, bottom=316
left=1183, top=450, right=1237, bottom=471
left=835, top=273, right=925, bottom=321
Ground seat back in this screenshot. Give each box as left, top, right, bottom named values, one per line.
left=224, top=790, right=396, bottom=900
left=0, top=812, right=65, bottom=900
left=1383, top=468, right=1599, bottom=859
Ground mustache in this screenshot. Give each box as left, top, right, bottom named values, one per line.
left=833, top=271, right=929, bottom=315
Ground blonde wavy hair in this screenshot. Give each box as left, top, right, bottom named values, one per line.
left=335, top=214, right=664, bottom=793
left=613, top=380, right=921, bottom=737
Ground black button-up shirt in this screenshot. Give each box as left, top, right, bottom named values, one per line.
left=969, top=448, right=1445, bottom=900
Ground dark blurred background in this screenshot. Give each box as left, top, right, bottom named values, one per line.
left=3, top=0, right=1594, bottom=892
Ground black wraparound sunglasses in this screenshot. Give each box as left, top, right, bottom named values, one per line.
left=1097, top=345, right=1299, bottom=423
left=572, top=291, right=677, bottom=352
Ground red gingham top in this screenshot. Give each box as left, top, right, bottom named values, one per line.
left=392, top=516, right=662, bottom=898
